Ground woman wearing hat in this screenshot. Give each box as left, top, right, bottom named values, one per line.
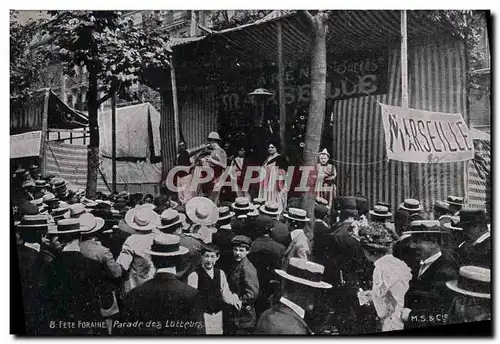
left=314, top=148, right=336, bottom=209
left=258, top=141, right=289, bottom=214
left=356, top=222, right=412, bottom=332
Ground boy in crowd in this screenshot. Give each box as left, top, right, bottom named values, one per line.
left=187, top=244, right=241, bottom=334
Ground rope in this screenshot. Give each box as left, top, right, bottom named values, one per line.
left=330, top=158, right=388, bottom=166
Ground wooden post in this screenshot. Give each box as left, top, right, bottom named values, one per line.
left=170, top=56, right=180, bottom=146
left=277, top=21, right=287, bottom=153
left=111, top=90, right=117, bottom=194
left=39, top=88, right=50, bottom=176
left=400, top=10, right=414, bottom=199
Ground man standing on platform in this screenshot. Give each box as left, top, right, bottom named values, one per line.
left=198, top=132, right=227, bottom=205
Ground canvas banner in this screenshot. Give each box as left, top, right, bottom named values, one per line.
left=380, top=104, right=474, bottom=163
left=10, top=131, right=42, bottom=159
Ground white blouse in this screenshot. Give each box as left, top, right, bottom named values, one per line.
left=371, top=254, right=412, bottom=332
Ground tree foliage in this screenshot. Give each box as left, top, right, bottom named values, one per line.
left=39, top=10, right=172, bottom=197
left=10, top=10, right=50, bottom=97
left=210, top=10, right=273, bottom=31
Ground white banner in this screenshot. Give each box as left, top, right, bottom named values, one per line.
left=10, top=131, right=42, bottom=159
left=380, top=104, right=474, bottom=163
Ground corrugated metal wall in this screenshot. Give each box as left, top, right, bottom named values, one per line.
left=332, top=38, right=467, bottom=213
left=45, top=141, right=109, bottom=193
left=161, top=86, right=218, bottom=176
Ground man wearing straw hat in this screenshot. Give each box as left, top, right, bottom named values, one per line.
left=399, top=220, right=458, bottom=329
left=255, top=257, right=332, bottom=334
left=42, top=218, right=106, bottom=335
left=15, top=213, right=52, bottom=334
left=446, top=265, right=491, bottom=324
left=119, top=233, right=205, bottom=335
left=79, top=213, right=122, bottom=332
left=116, top=206, right=160, bottom=294
left=282, top=208, right=311, bottom=270
left=259, top=201, right=289, bottom=247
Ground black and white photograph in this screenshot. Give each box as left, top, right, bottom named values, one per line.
left=9, top=8, right=492, bottom=336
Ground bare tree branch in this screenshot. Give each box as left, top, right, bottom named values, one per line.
left=298, top=10, right=315, bottom=25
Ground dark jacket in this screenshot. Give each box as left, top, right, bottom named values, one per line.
left=177, top=233, right=203, bottom=282
left=312, top=219, right=333, bottom=266
left=404, top=250, right=458, bottom=329
left=119, top=272, right=205, bottom=335
left=270, top=220, right=290, bottom=247
left=455, top=232, right=491, bottom=268
left=226, top=257, right=260, bottom=332
left=328, top=221, right=372, bottom=289
left=255, top=302, right=312, bottom=335
left=249, top=236, right=285, bottom=286
left=212, top=228, right=236, bottom=274
left=42, top=250, right=106, bottom=335
left=17, top=245, right=51, bottom=335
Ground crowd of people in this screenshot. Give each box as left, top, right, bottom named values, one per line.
left=12, top=135, right=491, bottom=336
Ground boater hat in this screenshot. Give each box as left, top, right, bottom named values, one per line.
left=232, top=197, right=253, bottom=211
left=70, top=203, right=87, bottom=218
left=217, top=206, right=235, bottom=221
left=157, top=209, right=186, bottom=231
left=315, top=197, right=328, bottom=206
left=16, top=214, right=49, bottom=229
left=79, top=213, right=105, bottom=235
left=369, top=205, right=393, bottom=218
left=51, top=205, right=71, bottom=221
left=260, top=201, right=281, bottom=216
left=401, top=220, right=449, bottom=236
left=54, top=218, right=83, bottom=235
left=186, top=197, right=219, bottom=226
left=252, top=198, right=266, bottom=206
left=34, top=180, right=47, bottom=188
left=446, top=196, right=465, bottom=207
left=275, top=258, right=332, bottom=289
left=399, top=198, right=422, bottom=212
left=22, top=179, right=35, bottom=188
left=446, top=266, right=490, bottom=299
left=441, top=215, right=462, bottom=231
left=125, top=206, right=160, bottom=231
left=145, top=233, right=189, bottom=256
left=283, top=208, right=310, bottom=222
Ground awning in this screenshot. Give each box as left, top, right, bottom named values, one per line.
left=470, top=127, right=490, bottom=141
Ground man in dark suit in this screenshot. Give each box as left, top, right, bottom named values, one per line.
left=400, top=221, right=459, bottom=329
left=225, top=235, right=259, bottom=334
left=119, top=233, right=205, bottom=335
left=213, top=208, right=236, bottom=274
left=258, top=202, right=290, bottom=247
left=312, top=203, right=332, bottom=266
left=16, top=214, right=52, bottom=335
left=255, top=258, right=332, bottom=335
left=452, top=209, right=491, bottom=268
left=249, top=215, right=286, bottom=317
left=42, top=218, right=107, bottom=335
left=282, top=208, right=311, bottom=270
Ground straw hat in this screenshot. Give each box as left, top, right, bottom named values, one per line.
left=231, top=197, right=253, bottom=211
left=157, top=209, right=186, bottom=231
left=315, top=197, right=328, bottom=206
left=399, top=199, right=422, bottom=212
left=145, top=233, right=189, bottom=256
left=369, top=205, right=393, bottom=218
left=125, top=206, right=160, bottom=231
left=186, top=197, right=219, bottom=226
left=34, top=180, right=47, bottom=189
left=217, top=206, right=235, bottom=221
left=22, top=180, right=35, bottom=188
left=252, top=198, right=266, bottom=206
left=275, top=258, right=332, bottom=289
left=446, top=196, right=465, bottom=207
left=446, top=266, right=490, bottom=299
left=53, top=218, right=83, bottom=235
left=79, top=213, right=105, bottom=235
left=401, top=220, right=450, bottom=236
left=16, top=214, right=49, bottom=230
left=259, top=202, right=281, bottom=216
left=70, top=203, right=87, bottom=218
left=283, top=208, right=309, bottom=222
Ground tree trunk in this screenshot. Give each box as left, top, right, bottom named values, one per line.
left=302, top=13, right=328, bottom=231
left=85, top=61, right=99, bottom=198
